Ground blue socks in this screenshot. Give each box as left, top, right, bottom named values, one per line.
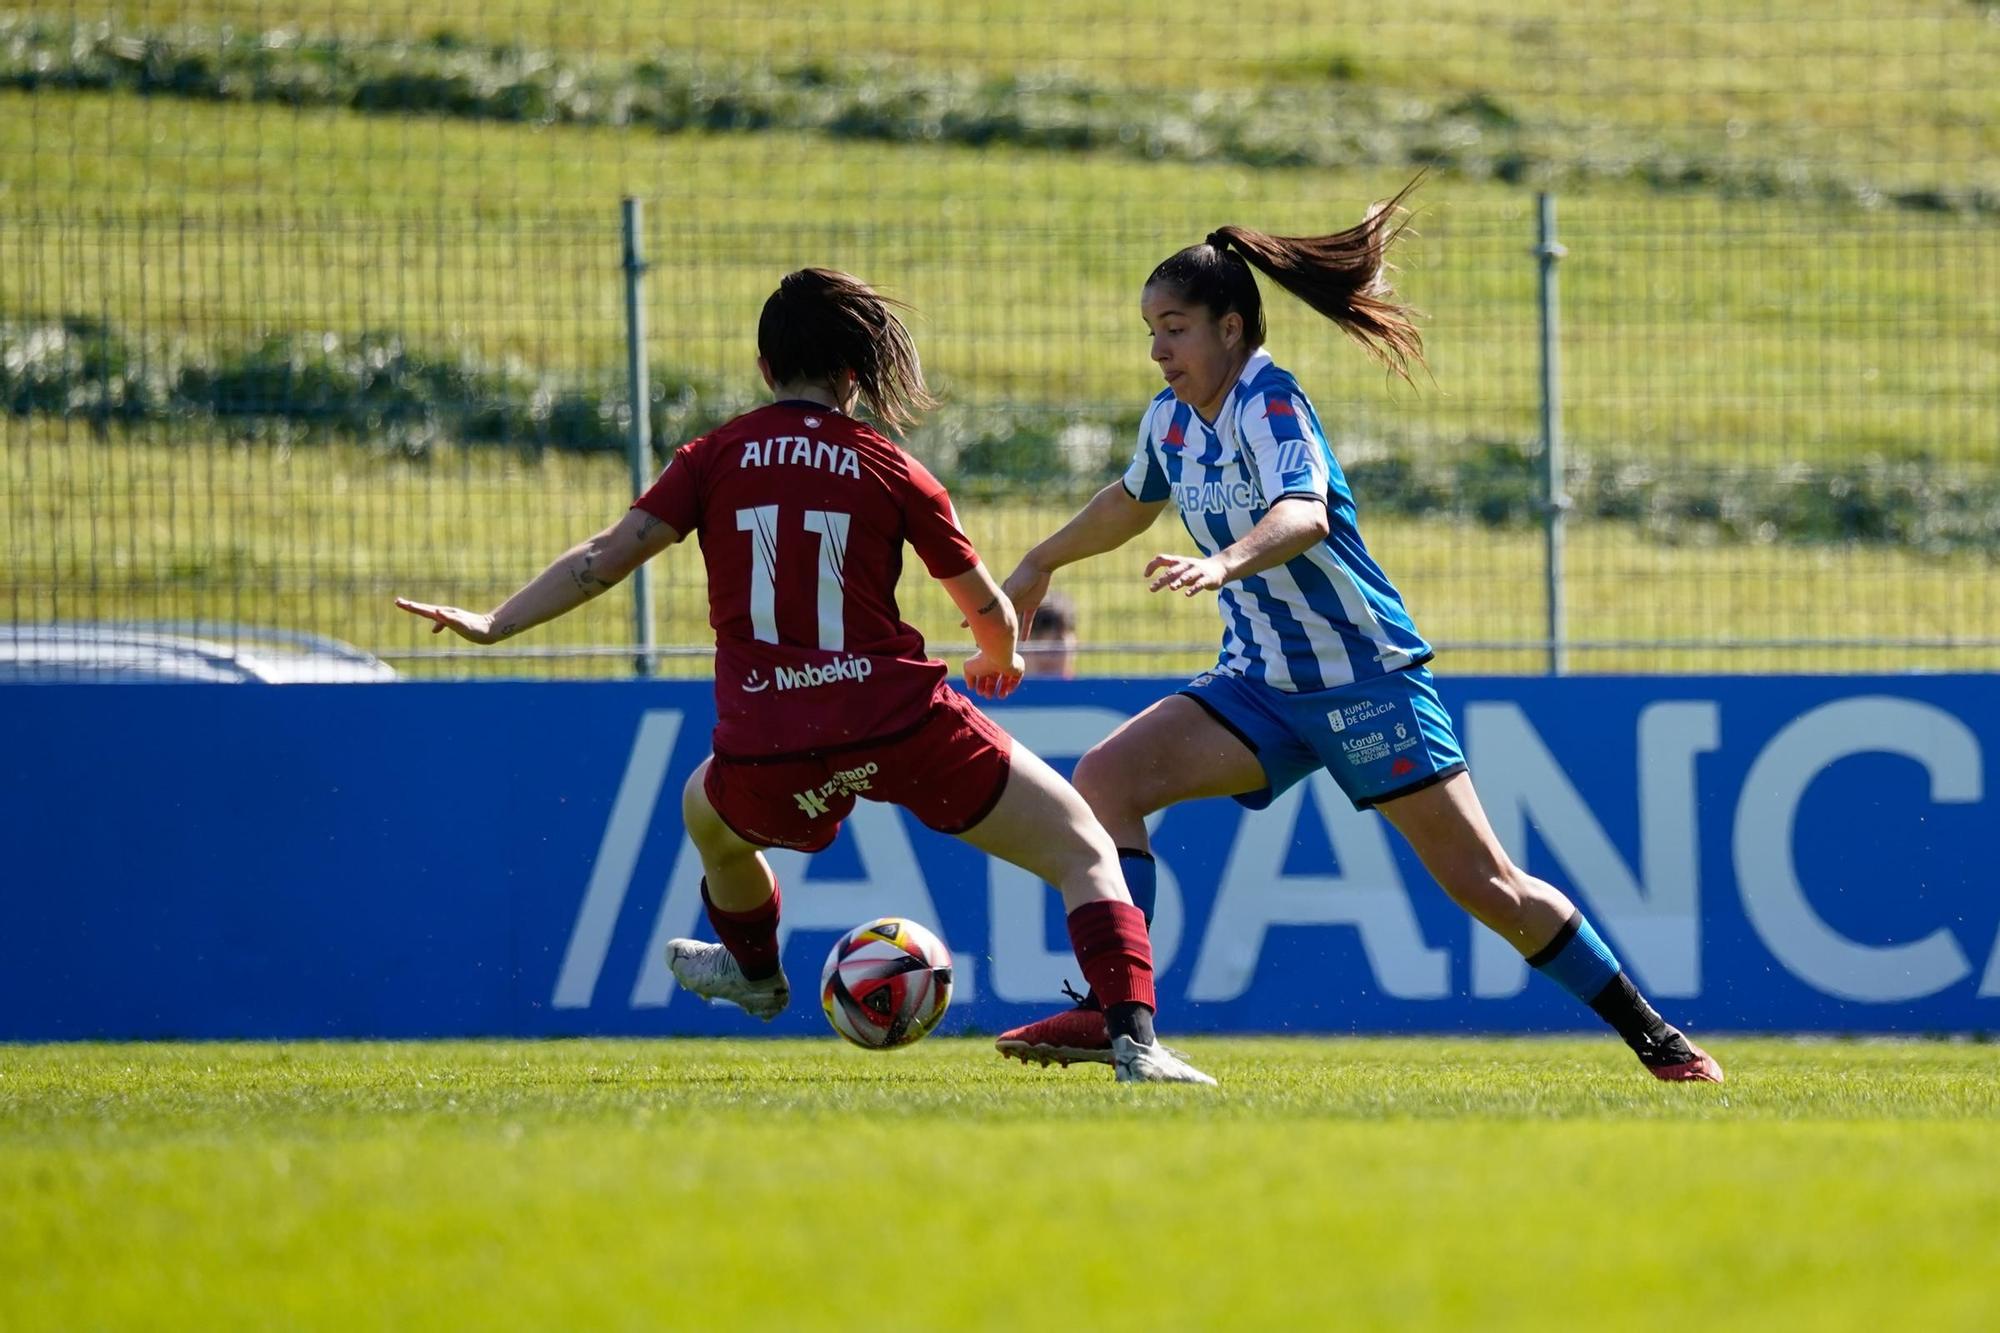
left=1529, top=909, right=1687, bottom=1061
left=1117, top=852, right=1622, bottom=1016
left=1117, top=848, right=1157, bottom=927
left=1525, top=909, right=1620, bottom=1005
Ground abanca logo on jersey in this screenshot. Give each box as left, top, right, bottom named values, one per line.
left=1174, top=479, right=1258, bottom=514
left=766, top=655, right=875, bottom=692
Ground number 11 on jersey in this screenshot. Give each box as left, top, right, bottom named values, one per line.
left=736, top=506, right=851, bottom=650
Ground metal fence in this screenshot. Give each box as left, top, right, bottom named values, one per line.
left=3, top=1, right=1996, bottom=679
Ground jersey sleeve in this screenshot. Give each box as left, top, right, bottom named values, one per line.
left=1120, top=406, right=1170, bottom=503
left=1241, top=389, right=1329, bottom=506
left=902, top=453, right=981, bottom=579
left=632, top=439, right=703, bottom=534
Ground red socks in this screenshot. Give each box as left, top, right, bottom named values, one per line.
left=1066, top=899, right=1156, bottom=1012
left=701, top=878, right=783, bottom=981
left=702, top=884, right=1151, bottom=1006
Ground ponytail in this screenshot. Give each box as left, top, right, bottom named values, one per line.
left=757, top=268, right=938, bottom=431
left=1153, top=175, right=1426, bottom=380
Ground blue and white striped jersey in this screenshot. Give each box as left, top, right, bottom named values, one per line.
left=1122, top=348, right=1432, bottom=691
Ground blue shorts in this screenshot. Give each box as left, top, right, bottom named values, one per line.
left=1178, top=665, right=1467, bottom=811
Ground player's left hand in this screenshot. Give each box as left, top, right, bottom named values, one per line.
left=962, top=650, right=1025, bottom=700
left=1145, top=553, right=1229, bottom=597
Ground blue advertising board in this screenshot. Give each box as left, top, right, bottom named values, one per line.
left=1, top=676, right=1994, bottom=1039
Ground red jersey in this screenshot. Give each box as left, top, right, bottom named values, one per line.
left=634, top=401, right=980, bottom=759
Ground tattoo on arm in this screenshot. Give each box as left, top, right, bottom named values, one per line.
left=635, top=515, right=663, bottom=543
left=570, top=550, right=609, bottom=596
left=494, top=622, right=521, bottom=640
left=975, top=596, right=1000, bottom=616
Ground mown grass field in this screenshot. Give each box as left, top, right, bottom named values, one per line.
left=5, top=89, right=1993, bottom=464
left=3, top=1038, right=1997, bottom=1330
left=4, top=2, right=1996, bottom=463
left=90, top=0, right=2000, bottom=186
left=11, top=428, right=2000, bottom=676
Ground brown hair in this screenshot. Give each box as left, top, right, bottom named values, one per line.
left=1148, top=176, right=1426, bottom=380
left=757, top=268, right=938, bottom=430
left=1029, top=591, right=1077, bottom=637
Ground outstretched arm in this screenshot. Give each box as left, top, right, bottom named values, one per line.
left=1001, top=481, right=1167, bottom=631
left=1144, top=495, right=1330, bottom=596
left=396, top=507, right=684, bottom=644
left=940, top=560, right=1023, bottom=700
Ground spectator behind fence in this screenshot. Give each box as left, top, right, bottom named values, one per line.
left=1024, top=591, right=1079, bottom=679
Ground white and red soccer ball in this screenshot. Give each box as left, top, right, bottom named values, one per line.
left=819, top=917, right=953, bottom=1049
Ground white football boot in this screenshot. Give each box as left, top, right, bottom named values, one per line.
left=666, top=940, right=790, bottom=1020
left=1111, top=1035, right=1218, bottom=1086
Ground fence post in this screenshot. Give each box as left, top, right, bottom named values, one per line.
left=621, top=197, right=657, bottom=677
left=1535, top=192, right=1569, bottom=676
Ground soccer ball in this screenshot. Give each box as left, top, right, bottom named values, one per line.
left=819, top=917, right=954, bottom=1049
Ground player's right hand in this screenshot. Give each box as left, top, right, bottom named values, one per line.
left=395, top=598, right=500, bottom=644
left=962, top=650, right=1025, bottom=700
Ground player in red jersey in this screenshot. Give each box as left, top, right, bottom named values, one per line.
left=397, top=267, right=1212, bottom=1084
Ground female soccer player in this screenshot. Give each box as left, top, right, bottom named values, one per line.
left=992, top=192, right=1723, bottom=1082
left=398, top=267, right=1211, bottom=1084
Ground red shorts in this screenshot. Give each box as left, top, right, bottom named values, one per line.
left=703, top=685, right=1014, bottom=853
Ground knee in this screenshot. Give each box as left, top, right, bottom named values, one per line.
left=1053, top=815, right=1119, bottom=887
left=1072, top=745, right=1138, bottom=823
left=1026, top=791, right=1122, bottom=892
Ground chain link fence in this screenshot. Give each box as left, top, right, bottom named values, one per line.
left=4, top=2, right=1996, bottom=679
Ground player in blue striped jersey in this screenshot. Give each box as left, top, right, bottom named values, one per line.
left=994, top=185, right=1722, bottom=1082
left=1124, top=356, right=1429, bottom=693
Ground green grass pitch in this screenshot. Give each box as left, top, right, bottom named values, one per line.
left=4, top=1037, right=1998, bottom=1330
